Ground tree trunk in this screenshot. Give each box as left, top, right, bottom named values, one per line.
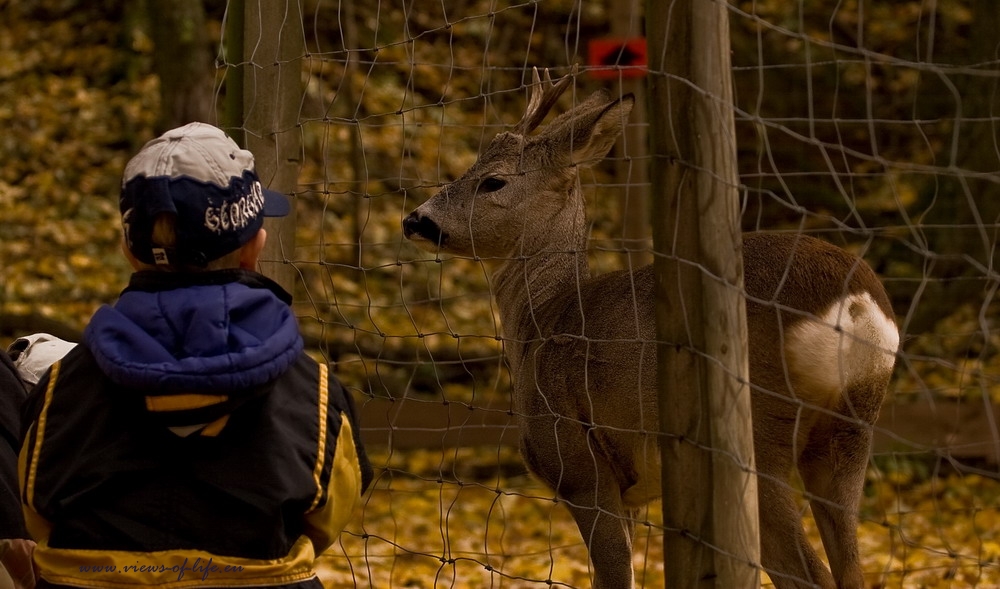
left=147, top=0, right=216, bottom=132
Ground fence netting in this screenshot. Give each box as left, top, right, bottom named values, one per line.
left=279, top=2, right=1000, bottom=586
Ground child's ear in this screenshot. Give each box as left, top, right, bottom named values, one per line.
left=240, top=228, right=267, bottom=270
left=121, top=237, right=144, bottom=271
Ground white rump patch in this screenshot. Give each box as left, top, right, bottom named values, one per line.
left=783, top=292, right=899, bottom=408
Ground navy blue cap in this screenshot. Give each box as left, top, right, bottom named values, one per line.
left=120, top=122, right=290, bottom=267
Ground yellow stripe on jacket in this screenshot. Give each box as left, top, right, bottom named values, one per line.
left=302, top=415, right=364, bottom=554
left=18, top=360, right=59, bottom=541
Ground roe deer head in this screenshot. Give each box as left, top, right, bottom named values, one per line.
left=403, top=68, right=899, bottom=589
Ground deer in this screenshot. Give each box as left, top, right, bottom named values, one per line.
left=402, top=69, right=900, bottom=589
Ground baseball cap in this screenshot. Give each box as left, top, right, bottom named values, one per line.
left=8, top=333, right=77, bottom=386
left=120, top=122, right=290, bottom=267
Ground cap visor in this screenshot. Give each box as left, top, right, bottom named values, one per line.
left=262, top=187, right=291, bottom=217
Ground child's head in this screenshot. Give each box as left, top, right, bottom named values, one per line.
left=119, top=122, right=290, bottom=272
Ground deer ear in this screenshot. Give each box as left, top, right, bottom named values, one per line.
left=565, top=94, right=635, bottom=167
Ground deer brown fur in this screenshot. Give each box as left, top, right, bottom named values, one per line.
left=403, top=69, right=899, bottom=589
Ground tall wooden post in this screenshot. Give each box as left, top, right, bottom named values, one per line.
left=611, top=0, right=651, bottom=269
left=646, top=1, right=759, bottom=587
left=222, top=0, right=302, bottom=293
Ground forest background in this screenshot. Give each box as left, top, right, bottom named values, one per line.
left=2, top=0, right=1000, bottom=587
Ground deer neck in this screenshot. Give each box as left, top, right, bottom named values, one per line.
left=491, top=188, right=590, bottom=368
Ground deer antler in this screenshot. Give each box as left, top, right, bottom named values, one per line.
left=512, top=66, right=576, bottom=135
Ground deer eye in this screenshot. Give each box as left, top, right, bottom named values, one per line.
left=476, top=176, right=507, bottom=195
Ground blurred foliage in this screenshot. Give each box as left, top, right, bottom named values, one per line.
left=894, top=304, right=1000, bottom=405
left=0, top=0, right=156, bottom=333
left=729, top=1, right=973, bottom=244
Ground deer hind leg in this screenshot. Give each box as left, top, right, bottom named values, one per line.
left=798, top=381, right=885, bottom=589
left=779, top=291, right=897, bottom=588
left=756, top=432, right=837, bottom=589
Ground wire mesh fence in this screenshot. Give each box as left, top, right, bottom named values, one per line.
left=281, top=1, right=1000, bottom=587
left=1, top=0, right=999, bottom=587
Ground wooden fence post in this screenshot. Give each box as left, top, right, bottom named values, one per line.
left=611, top=0, right=651, bottom=269
left=222, top=0, right=302, bottom=293
left=646, top=1, right=760, bottom=586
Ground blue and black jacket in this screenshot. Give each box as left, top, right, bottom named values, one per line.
left=18, top=269, right=372, bottom=589
left=1, top=351, right=29, bottom=540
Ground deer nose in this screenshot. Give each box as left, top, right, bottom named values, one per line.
left=402, top=211, right=446, bottom=245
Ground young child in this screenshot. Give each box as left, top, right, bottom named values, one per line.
left=18, top=122, right=372, bottom=588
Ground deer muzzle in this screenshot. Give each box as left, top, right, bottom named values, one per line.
left=402, top=211, right=447, bottom=248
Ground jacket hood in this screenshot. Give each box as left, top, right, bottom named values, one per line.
left=84, top=269, right=303, bottom=397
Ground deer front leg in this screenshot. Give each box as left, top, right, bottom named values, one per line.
left=565, top=496, right=635, bottom=589
left=520, top=415, right=637, bottom=589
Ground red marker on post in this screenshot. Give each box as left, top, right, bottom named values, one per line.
left=587, top=37, right=648, bottom=79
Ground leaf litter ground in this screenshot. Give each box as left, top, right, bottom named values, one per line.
left=317, top=447, right=1000, bottom=588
